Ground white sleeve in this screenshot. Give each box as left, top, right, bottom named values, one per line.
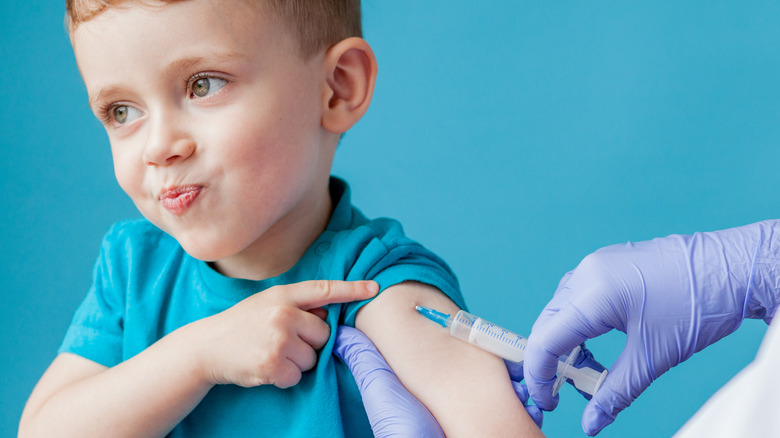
left=674, top=320, right=780, bottom=437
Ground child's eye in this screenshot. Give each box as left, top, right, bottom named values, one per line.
left=189, top=76, right=228, bottom=99
left=110, top=105, right=143, bottom=125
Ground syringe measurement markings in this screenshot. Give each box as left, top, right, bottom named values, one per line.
left=455, top=313, right=526, bottom=351
left=455, top=312, right=473, bottom=328
left=477, top=320, right=525, bottom=350
left=476, top=322, right=527, bottom=350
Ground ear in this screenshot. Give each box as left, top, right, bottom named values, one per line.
left=321, top=37, right=378, bottom=134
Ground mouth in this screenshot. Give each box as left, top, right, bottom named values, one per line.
left=159, top=185, right=203, bottom=215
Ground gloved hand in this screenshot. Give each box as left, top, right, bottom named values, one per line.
left=333, top=325, right=444, bottom=437
left=515, top=343, right=606, bottom=402
left=333, top=326, right=544, bottom=435
left=524, top=220, right=780, bottom=436
left=503, top=360, right=543, bottom=428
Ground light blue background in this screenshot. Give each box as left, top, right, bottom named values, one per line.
left=2, top=1, right=778, bottom=436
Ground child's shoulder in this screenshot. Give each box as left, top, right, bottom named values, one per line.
left=331, top=207, right=410, bottom=256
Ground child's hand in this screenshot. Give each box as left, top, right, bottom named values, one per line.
left=192, top=280, right=378, bottom=389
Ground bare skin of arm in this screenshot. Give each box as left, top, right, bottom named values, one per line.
left=356, top=282, right=545, bottom=437
left=18, top=334, right=211, bottom=438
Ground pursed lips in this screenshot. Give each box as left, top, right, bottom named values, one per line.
left=159, top=185, right=203, bottom=215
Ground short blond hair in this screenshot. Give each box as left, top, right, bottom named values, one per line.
left=65, top=0, right=362, bottom=59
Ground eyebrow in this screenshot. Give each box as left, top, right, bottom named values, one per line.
left=88, top=51, right=246, bottom=110
left=88, top=85, right=123, bottom=111
left=163, top=51, right=246, bottom=78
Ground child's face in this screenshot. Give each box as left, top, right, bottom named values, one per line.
left=72, top=0, right=338, bottom=272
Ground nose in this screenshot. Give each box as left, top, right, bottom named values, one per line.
left=143, top=114, right=196, bottom=166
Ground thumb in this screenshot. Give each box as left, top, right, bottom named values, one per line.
left=288, top=280, right=379, bottom=310
left=581, top=344, right=652, bottom=436
left=525, top=305, right=596, bottom=411
left=333, top=325, right=390, bottom=380
left=333, top=326, right=445, bottom=438
left=504, top=359, right=524, bottom=382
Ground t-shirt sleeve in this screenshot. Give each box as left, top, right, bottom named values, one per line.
left=339, top=219, right=466, bottom=326
left=58, top=226, right=126, bottom=367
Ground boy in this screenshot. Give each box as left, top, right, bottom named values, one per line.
left=19, top=0, right=541, bottom=436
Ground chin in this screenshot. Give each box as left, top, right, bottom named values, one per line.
left=177, top=237, right=234, bottom=262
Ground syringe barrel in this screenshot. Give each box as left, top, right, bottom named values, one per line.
left=449, top=310, right=527, bottom=364
left=415, top=305, right=608, bottom=398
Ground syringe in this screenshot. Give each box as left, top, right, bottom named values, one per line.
left=415, top=305, right=607, bottom=397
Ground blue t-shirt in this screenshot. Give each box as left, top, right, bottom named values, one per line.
left=59, top=177, right=465, bottom=437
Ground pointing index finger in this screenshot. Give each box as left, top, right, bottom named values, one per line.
left=288, top=280, right=379, bottom=310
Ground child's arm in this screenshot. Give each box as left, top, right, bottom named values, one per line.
left=355, top=282, right=545, bottom=437
left=334, top=326, right=544, bottom=436
left=19, top=280, right=377, bottom=438
left=334, top=325, right=447, bottom=436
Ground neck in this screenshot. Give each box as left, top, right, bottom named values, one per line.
left=211, top=182, right=334, bottom=281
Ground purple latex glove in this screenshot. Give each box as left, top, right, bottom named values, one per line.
left=333, top=325, right=444, bottom=437
left=334, top=326, right=545, bottom=434
left=509, top=344, right=605, bottom=403
left=503, top=360, right=544, bottom=428
left=504, top=342, right=604, bottom=429
left=525, top=220, right=780, bottom=436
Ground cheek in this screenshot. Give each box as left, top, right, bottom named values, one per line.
left=218, top=81, right=321, bottom=154
left=214, top=109, right=306, bottom=168
left=111, top=150, right=143, bottom=197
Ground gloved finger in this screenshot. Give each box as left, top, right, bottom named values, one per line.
left=525, top=304, right=595, bottom=410
left=581, top=339, right=654, bottom=436
left=504, top=359, right=524, bottom=382
left=567, top=343, right=608, bottom=401
left=510, top=380, right=543, bottom=429
left=533, top=265, right=618, bottom=336
left=572, top=343, right=604, bottom=371
left=504, top=358, right=545, bottom=428
left=511, top=379, right=530, bottom=405
left=530, top=271, right=576, bottom=333
left=556, top=270, right=575, bottom=290
left=527, top=405, right=544, bottom=429
left=333, top=326, right=400, bottom=390
left=333, top=326, right=445, bottom=438
left=333, top=326, right=388, bottom=377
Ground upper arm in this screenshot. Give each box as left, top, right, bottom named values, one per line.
left=20, top=354, right=107, bottom=429
left=355, top=282, right=543, bottom=437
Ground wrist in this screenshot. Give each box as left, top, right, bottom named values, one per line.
left=702, top=220, right=780, bottom=322
left=743, top=220, right=780, bottom=322
left=170, top=319, right=218, bottom=389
